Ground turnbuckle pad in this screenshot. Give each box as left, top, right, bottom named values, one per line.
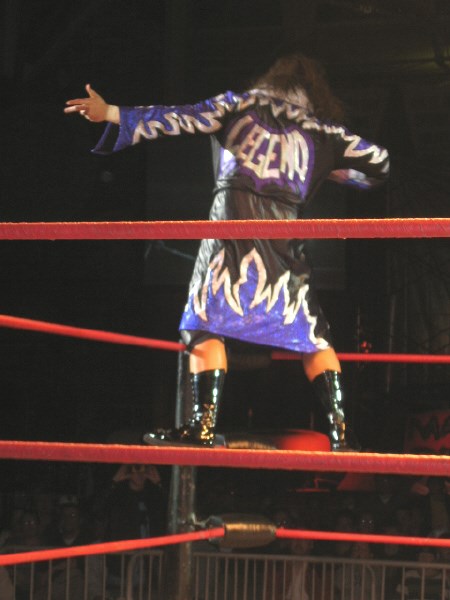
left=207, top=514, right=276, bottom=549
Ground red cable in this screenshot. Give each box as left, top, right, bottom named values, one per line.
left=276, top=529, right=450, bottom=548
left=0, top=528, right=225, bottom=567
left=1, top=441, right=450, bottom=476
left=1, top=314, right=449, bottom=364
left=0, top=314, right=185, bottom=353
left=272, top=351, right=450, bottom=364
left=2, top=526, right=450, bottom=567
left=0, top=218, right=448, bottom=240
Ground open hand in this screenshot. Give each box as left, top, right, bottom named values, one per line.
left=64, top=84, right=119, bottom=123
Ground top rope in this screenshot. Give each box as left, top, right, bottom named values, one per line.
left=0, top=218, right=448, bottom=240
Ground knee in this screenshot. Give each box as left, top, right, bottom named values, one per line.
left=189, top=339, right=228, bottom=373
left=303, top=347, right=341, bottom=381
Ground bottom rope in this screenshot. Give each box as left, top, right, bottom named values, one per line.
left=276, top=529, right=450, bottom=548
left=3, top=521, right=450, bottom=567
left=0, top=528, right=225, bottom=567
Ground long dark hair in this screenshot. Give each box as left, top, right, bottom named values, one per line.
left=253, top=53, right=345, bottom=122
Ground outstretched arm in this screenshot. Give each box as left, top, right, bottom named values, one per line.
left=65, top=87, right=250, bottom=155
left=64, top=84, right=120, bottom=124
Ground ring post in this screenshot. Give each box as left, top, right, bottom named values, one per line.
left=164, top=347, right=197, bottom=600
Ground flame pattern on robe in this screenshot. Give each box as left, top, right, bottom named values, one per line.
left=182, top=248, right=329, bottom=353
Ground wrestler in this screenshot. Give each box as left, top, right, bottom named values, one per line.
left=65, top=53, right=389, bottom=451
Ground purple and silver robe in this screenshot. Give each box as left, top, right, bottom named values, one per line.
left=94, top=89, right=389, bottom=353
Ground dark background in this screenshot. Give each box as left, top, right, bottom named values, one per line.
left=0, top=0, right=449, bottom=456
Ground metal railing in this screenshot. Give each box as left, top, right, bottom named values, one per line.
left=3, top=546, right=450, bottom=600
left=191, top=553, right=450, bottom=600
left=192, top=553, right=378, bottom=600
left=2, top=546, right=164, bottom=600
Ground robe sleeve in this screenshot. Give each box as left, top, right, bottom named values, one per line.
left=92, top=90, right=250, bottom=155
left=303, top=118, right=389, bottom=189
left=328, top=123, right=390, bottom=189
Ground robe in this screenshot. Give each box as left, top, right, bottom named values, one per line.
left=94, top=88, right=389, bottom=352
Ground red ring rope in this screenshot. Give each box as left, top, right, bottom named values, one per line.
left=272, top=351, right=450, bottom=364
left=276, top=529, right=450, bottom=548
left=0, top=528, right=225, bottom=567
left=1, top=314, right=449, bottom=364
left=0, top=218, right=448, bottom=240
left=0, top=314, right=185, bottom=352
left=1, top=441, right=450, bottom=476
left=2, top=526, right=450, bottom=567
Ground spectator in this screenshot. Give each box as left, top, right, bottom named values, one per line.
left=351, top=509, right=377, bottom=560
left=0, top=489, right=29, bottom=547
left=394, top=504, right=415, bottom=537
left=333, top=509, right=377, bottom=600
left=103, top=464, right=167, bottom=591
left=44, top=495, right=92, bottom=547
left=37, top=496, right=102, bottom=600
left=332, top=509, right=356, bottom=559
left=394, top=545, right=447, bottom=600
left=4, top=510, right=42, bottom=600
left=436, top=530, right=450, bottom=564
left=423, top=477, right=450, bottom=537
left=392, top=501, right=427, bottom=562
left=5, top=509, right=41, bottom=547
left=364, top=475, right=405, bottom=526
left=265, top=530, right=330, bottom=600
left=104, top=464, right=166, bottom=542
left=266, top=506, right=301, bottom=555
left=435, top=529, right=450, bottom=600
left=32, top=489, right=56, bottom=542
left=377, top=522, right=412, bottom=600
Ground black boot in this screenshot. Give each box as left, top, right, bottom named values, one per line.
left=143, top=369, right=225, bottom=447
left=311, top=370, right=357, bottom=452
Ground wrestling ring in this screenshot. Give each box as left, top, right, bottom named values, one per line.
left=0, top=216, right=449, bottom=600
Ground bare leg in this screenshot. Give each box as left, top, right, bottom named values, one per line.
left=302, top=347, right=341, bottom=381
left=189, top=339, right=228, bottom=374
